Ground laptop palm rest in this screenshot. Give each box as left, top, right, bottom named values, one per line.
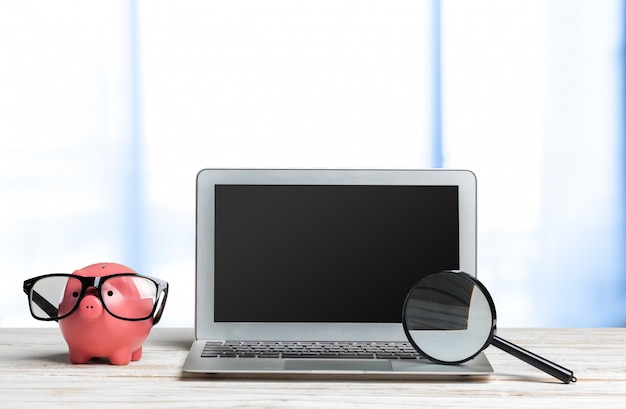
left=284, top=359, right=392, bottom=371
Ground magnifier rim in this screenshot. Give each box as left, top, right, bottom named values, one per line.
left=401, top=270, right=498, bottom=365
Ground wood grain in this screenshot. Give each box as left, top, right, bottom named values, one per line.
left=1, top=328, right=624, bottom=408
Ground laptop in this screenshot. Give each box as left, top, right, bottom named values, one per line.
left=183, top=169, right=493, bottom=378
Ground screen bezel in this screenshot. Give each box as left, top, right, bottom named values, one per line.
left=195, top=169, right=477, bottom=341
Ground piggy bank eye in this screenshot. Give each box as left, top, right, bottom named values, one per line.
left=72, top=291, right=79, bottom=298
left=106, top=290, right=114, bottom=297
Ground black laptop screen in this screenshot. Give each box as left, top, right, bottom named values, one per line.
left=214, top=184, right=459, bottom=323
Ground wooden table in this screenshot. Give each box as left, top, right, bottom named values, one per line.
left=1, top=328, right=624, bottom=408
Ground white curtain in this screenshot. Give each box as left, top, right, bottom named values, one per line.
left=0, top=1, right=135, bottom=327
left=442, top=0, right=626, bottom=326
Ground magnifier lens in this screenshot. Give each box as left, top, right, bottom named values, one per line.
left=402, top=271, right=495, bottom=364
left=403, top=271, right=577, bottom=384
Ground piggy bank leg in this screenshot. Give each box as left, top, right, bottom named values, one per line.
left=68, top=348, right=93, bottom=364
left=131, top=346, right=143, bottom=361
left=108, top=349, right=133, bottom=365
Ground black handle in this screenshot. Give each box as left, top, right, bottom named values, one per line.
left=492, top=335, right=577, bottom=384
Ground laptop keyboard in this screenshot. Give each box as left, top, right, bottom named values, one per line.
left=201, top=341, right=423, bottom=360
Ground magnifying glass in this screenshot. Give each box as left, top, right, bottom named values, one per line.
left=402, top=270, right=577, bottom=384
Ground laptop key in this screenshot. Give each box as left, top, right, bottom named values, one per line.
left=258, top=352, right=281, bottom=358
left=201, top=341, right=421, bottom=360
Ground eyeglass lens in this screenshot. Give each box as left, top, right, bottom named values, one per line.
left=102, top=276, right=158, bottom=319
left=28, top=275, right=159, bottom=321
left=29, top=275, right=81, bottom=320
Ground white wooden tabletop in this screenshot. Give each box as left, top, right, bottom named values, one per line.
left=1, top=327, right=624, bottom=408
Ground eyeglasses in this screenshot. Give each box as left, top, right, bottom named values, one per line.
left=23, top=273, right=168, bottom=324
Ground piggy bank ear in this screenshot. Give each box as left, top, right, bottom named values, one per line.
left=101, top=276, right=157, bottom=320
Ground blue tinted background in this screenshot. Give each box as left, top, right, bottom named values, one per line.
left=1, top=0, right=624, bottom=327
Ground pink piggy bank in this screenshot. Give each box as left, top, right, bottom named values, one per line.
left=56, top=262, right=168, bottom=365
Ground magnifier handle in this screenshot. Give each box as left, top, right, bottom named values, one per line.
left=492, top=335, right=576, bottom=384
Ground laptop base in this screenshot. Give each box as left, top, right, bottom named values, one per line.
left=183, top=340, right=493, bottom=379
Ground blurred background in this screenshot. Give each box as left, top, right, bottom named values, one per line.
left=1, top=0, right=625, bottom=328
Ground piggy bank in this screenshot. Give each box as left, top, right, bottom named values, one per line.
left=57, top=262, right=168, bottom=365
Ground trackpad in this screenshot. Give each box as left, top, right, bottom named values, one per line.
left=284, top=359, right=392, bottom=372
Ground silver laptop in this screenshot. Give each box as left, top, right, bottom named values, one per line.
left=183, top=169, right=492, bottom=378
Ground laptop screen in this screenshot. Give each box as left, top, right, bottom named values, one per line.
left=213, top=184, right=459, bottom=324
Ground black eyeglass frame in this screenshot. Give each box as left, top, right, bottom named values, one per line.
left=23, top=273, right=169, bottom=325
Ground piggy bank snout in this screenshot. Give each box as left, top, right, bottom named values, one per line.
left=78, top=294, right=103, bottom=321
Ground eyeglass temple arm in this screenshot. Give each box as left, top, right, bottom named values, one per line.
left=31, top=290, right=60, bottom=321
left=492, top=335, right=576, bottom=384
left=152, top=288, right=168, bottom=325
